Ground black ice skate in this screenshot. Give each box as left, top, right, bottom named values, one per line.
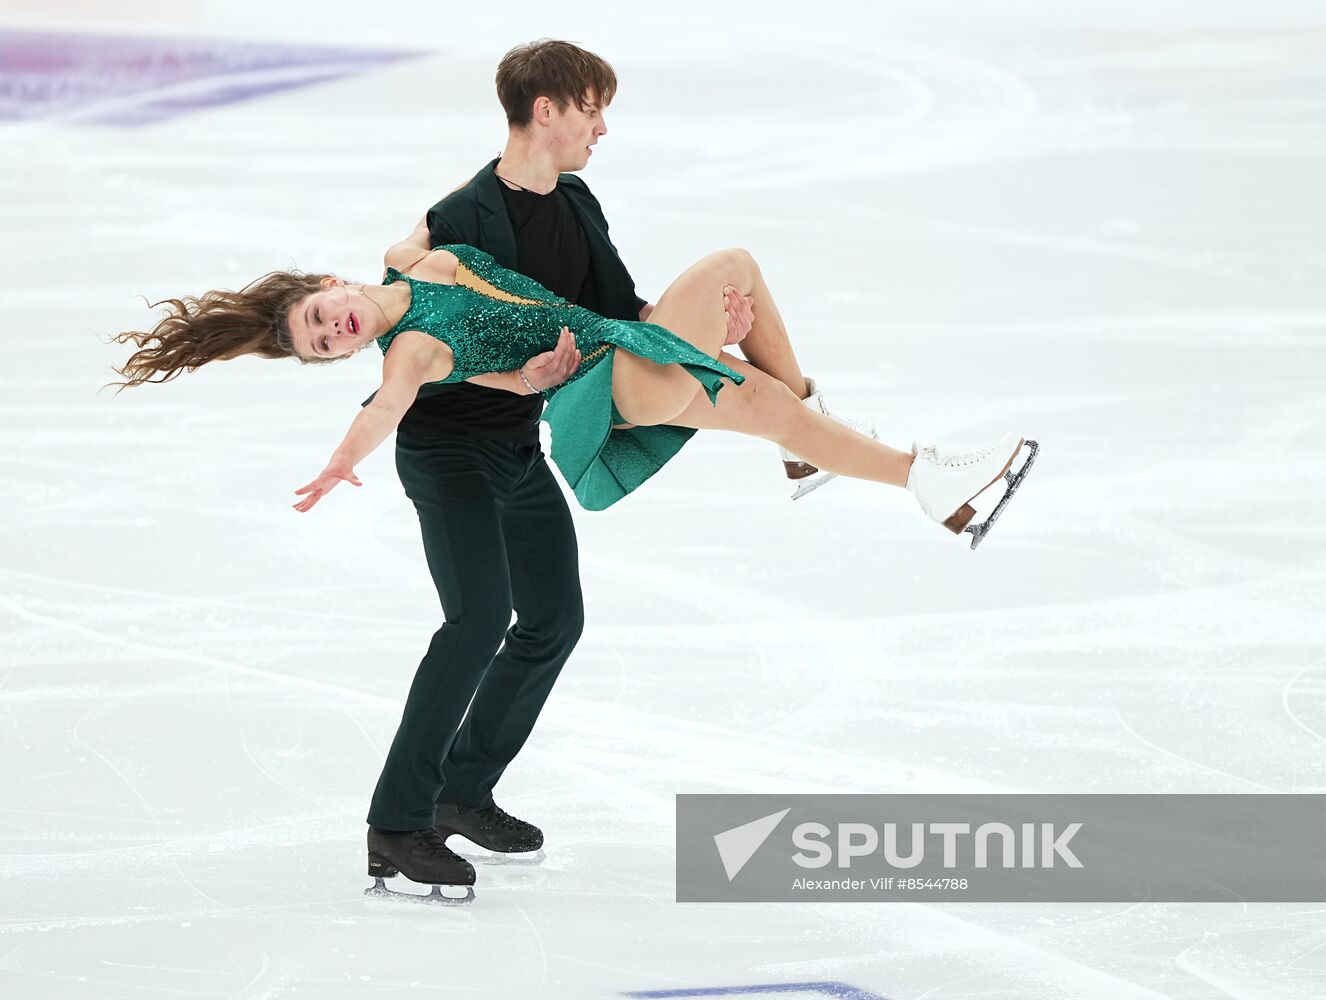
left=434, top=800, right=546, bottom=864
left=365, top=826, right=477, bottom=905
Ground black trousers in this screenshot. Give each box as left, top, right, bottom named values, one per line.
left=366, top=432, right=584, bottom=831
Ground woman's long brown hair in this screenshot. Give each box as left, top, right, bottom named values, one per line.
left=105, top=269, right=342, bottom=392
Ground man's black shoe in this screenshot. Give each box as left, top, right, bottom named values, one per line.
left=367, top=826, right=476, bottom=886
left=434, top=800, right=544, bottom=853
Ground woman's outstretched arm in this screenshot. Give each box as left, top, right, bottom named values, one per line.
left=292, top=335, right=443, bottom=513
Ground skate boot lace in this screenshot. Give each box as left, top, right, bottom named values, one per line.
left=917, top=443, right=995, bottom=469
left=475, top=802, right=523, bottom=830
left=411, top=829, right=455, bottom=857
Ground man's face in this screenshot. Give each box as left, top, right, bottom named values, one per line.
left=547, top=90, right=608, bottom=172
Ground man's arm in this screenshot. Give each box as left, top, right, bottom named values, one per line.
left=565, top=181, right=748, bottom=333
left=561, top=175, right=650, bottom=318
left=396, top=214, right=431, bottom=256
left=360, top=189, right=473, bottom=409
left=466, top=371, right=530, bottom=394
left=426, top=206, right=464, bottom=250
left=381, top=238, right=430, bottom=279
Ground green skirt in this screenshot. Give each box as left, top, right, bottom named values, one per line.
left=540, top=320, right=745, bottom=511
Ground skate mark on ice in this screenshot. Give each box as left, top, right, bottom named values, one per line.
left=0, top=593, right=396, bottom=709
left=1174, top=945, right=1267, bottom=1000
left=238, top=721, right=319, bottom=807
left=914, top=899, right=1184, bottom=1000
left=584, top=554, right=816, bottom=628
left=847, top=204, right=1267, bottom=286
left=69, top=693, right=248, bottom=916
left=0, top=565, right=420, bottom=630
left=670, top=31, right=1040, bottom=189
left=510, top=898, right=549, bottom=995
left=623, top=982, right=888, bottom=999
left=1111, top=707, right=1280, bottom=792
left=550, top=695, right=1001, bottom=795
left=1280, top=654, right=1326, bottom=746
left=343, top=706, right=388, bottom=761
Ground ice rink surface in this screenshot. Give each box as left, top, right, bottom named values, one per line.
left=3, top=1, right=1326, bottom=996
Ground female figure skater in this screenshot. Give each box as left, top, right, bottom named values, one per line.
left=111, top=242, right=1037, bottom=546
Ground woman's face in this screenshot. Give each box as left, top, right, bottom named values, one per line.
left=287, top=279, right=382, bottom=360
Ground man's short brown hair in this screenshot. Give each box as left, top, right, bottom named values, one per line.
left=495, top=39, right=617, bottom=127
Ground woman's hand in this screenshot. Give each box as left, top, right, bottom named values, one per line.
left=724, top=285, right=755, bottom=346
left=292, top=461, right=362, bottom=513
left=520, top=326, right=581, bottom=393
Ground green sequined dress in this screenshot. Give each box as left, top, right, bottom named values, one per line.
left=376, top=244, right=745, bottom=511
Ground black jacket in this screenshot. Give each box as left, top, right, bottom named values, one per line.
left=426, top=156, right=647, bottom=320
left=363, top=158, right=646, bottom=413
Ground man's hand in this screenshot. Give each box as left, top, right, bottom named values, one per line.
left=520, top=326, right=581, bottom=393
left=724, top=285, right=755, bottom=346
left=293, top=460, right=362, bottom=513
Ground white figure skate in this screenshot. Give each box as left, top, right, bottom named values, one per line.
left=780, top=377, right=878, bottom=500
left=906, top=433, right=1039, bottom=549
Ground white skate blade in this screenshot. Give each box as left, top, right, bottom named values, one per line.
left=364, top=875, right=476, bottom=905
left=965, top=439, right=1039, bottom=550
left=790, top=470, right=837, bottom=500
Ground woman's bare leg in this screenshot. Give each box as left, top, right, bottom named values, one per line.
left=610, top=251, right=740, bottom=426
left=667, top=353, right=913, bottom=487
left=610, top=250, right=913, bottom=487
left=632, top=249, right=809, bottom=395
left=720, top=258, right=808, bottom=398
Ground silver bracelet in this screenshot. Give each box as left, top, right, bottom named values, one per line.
left=518, top=368, right=539, bottom=395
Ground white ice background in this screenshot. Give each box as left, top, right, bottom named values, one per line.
left=2, top=1, right=1325, bottom=997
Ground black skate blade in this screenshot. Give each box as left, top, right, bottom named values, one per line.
left=364, top=875, right=475, bottom=906
left=966, top=439, right=1039, bottom=550
left=456, top=847, right=547, bottom=867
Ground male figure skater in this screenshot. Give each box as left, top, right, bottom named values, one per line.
left=363, top=39, right=863, bottom=897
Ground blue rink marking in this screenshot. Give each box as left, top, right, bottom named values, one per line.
left=623, top=983, right=888, bottom=999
